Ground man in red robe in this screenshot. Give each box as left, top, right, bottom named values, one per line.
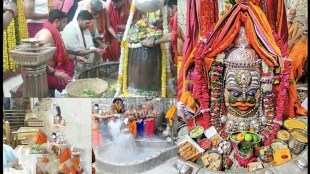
left=103, top=0, right=142, bottom=61
left=35, top=9, right=87, bottom=91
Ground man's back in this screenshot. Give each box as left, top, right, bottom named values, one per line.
left=35, top=28, right=55, bottom=47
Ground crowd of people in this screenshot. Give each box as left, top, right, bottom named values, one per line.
left=92, top=101, right=158, bottom=149
left=3, top=0, right=179, bottom=96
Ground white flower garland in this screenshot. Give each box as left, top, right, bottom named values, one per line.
left=128, top=43, right=142, bottom=48
left=115, top=0, right=136, bottom=97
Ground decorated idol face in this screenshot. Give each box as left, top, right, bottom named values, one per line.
left=225, top=68, right=260, bottom=118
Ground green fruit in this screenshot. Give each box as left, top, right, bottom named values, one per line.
left=241, top=132, right=247, bottom=136
left=245, top=134, right=253, bottom=142
left=252, top=134, right=259, bottom=142
left=232, top=134, right=237, bottom=140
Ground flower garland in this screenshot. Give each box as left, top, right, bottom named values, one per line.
left=127, top=43, right=142, bottom=48
left=162, top=4, right=172, bottom=96
left=3, top=20, right=17, bottom=72
left=209, top=59, right=224, bottom=131
left=160, top=43, right=167, bottom=97
left=262, top=31, right=291, bottom=146
left=17, top=0, right=29, bottom=41
left=192, top=41, right=211, bottom=129
left=121, top=41, right=129, bottom=97
left=3, top=30, right=9, bottom=72
left=115, top=0, right=136, bottom=97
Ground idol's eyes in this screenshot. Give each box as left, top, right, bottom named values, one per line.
left=229, top=90, right=241, bottom=97
left=247, top=89, right=257, bottom=96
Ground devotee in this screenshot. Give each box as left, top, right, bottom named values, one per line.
left=125, top=104, right=137, bottom=138
left=62, top=10, right=104, bottom=70
left=23, top=0, right=49, bottom=37
left=72, top=0, right=106, bottom=37
left=92, top=107, right=104, bottom=148
left=3, top=144, right=19, bottom=170
left=287, top=28, right=308, bottom=117
left=34, top=9, right=87, bottom=91
left=103, top=0, right=143, bottom=60
left=145, top=103, right=157, bottom=138
left=136, top=103, right=146, bottom=138
left=3, top=1, right=17, bottom=30
left=287, top=8, right=303, bottom=51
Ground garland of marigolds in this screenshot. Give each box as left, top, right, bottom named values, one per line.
left=3, top=20, right=17, bottom=72
left=4, top=0, right=30, bottom=72
left=17, top=0, right=29, bottom=40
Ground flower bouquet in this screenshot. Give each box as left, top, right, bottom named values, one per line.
left=128, top=19, right=163, bottom=44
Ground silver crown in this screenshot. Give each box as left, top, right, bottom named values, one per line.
left=224, top=27, right=261, bottom=68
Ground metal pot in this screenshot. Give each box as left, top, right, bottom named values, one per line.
left=237, top=141, right=253, bottom=159
left=288, top=128, right=308, bottom=155
left=188, top=125, right=204, bottom=141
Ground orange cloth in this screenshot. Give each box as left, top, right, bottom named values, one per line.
left=169, top=12, right=178, bottom=65
left=287, top=42, right=308, bottom=117
left=92, top=128, right=104, bottom=148
left=128, top=120, right=137, bottom=137
left=290, top=42, right=307, bottom=82
left=165, top=105, right=177, bottom=120
left=180, top=3, right=282, bottom=94
left=59, top=148, right=71, bottom=163
left=35, top=130, right=47, bottom=145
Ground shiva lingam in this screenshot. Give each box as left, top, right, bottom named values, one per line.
left=9, top=38, right=56, bottom=98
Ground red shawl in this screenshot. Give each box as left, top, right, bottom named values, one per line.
left=169, top=12, right=178, bottom=64
left=103, top=0, right=140, bottom=60
left=43, top=20, right=74, bottom=74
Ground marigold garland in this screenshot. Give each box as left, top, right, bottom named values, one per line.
left=17, top=0, right=29, bottom=40
left=3, top=20, right=17, bottom=72
left=160, top=43, right=167, bottom=97
left=122, top=41, right=129, bottom=97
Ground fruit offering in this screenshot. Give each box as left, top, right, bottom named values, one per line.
left=231, top=132, right=260, bottom=143
left=201, top=151, right=222, bottom=170
left=177, top=141, right=198, bottom=160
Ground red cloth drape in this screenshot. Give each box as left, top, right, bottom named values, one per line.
left=177, top=0, right=218, bottom=99
left=169, top=12, right=178, bottom=64
left=103, top=0, right=139, bottom=61
left=264, top=0, right=289, bottom=44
